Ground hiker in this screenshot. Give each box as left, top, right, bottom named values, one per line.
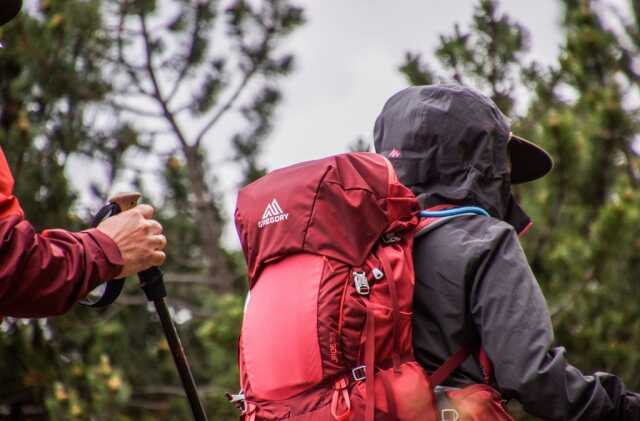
left=0, top=0, right=167, bottom=317
left=374, top=84, right=640, bottom=420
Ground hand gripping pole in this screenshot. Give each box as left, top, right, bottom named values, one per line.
left=81, top=192, right=208, bottom=421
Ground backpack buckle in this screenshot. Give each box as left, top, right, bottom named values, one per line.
left=225, top=391, right=246, bottom=412
left=352, top=271, right=370, bottom=295
left=352, top=365, right=367, bottom=381
left=381, top=232, right=401, bottom=244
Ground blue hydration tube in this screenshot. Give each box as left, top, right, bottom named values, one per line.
left=419, top=206, right=490, bottom=218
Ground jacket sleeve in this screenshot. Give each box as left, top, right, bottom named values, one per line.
left=0, top=216, right=124, bottom=318
left=471, top=220, right=640, bottom=420
left=0, top=148, right=123, bottom=318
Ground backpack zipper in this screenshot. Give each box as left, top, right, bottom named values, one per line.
left=353, top=270, right=370, bottom=295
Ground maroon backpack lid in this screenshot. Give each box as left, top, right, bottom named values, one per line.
left=234, top=152, right=419, bottom=285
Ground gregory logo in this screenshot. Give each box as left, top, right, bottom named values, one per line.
left=258, top=199, right=289, bottom=228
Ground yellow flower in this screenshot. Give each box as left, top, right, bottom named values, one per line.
left=54, top=383, right=68, bottom=401
left=98, top=355, right=112, bottom=375
left=49, top=14, right=64, bottom=28
left=107, top=375, right=122, bottom=391
left=17, top=112, right=30, bottom=132
left=159, top=339, right=170, bottom=351
left=70, top=403, right=82, bottom=416
left=168, top=156, right=181, bottom=170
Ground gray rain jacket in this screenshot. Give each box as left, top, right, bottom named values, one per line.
left=374, top=84, right=640, bottom=420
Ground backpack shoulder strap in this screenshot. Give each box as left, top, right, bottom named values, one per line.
left=417, top=205, right=494, bottom=386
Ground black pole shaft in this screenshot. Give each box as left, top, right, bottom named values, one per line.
left=94, top=198, right=208, bottom=420
left=153, top=297, right=208, bottom=421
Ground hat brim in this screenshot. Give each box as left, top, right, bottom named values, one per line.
left=508, top=134, right=554, bottom=184
left=0, top=0, right=22, bottom=27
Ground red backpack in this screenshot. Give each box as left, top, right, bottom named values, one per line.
left=232, top=152, right=513, bottom=421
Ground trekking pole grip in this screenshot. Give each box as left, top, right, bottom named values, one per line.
left=79, top=192, right=142, bottom=307
left=108, top=192, right=142, bottom=213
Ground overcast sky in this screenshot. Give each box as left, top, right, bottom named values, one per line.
left=63, top=0, right=632, bottom=247
left=263, top=0, right=561, bottom=166
left=218, top=0, right=565, bottom=246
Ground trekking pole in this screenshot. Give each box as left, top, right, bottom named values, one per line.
left=81, top=193, right=209, bottom=421
left=137, top=267, right=208, bottom=421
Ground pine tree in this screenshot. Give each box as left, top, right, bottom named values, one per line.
left=0, top=1, right=304, bottom=419
left=398, top=0, right=640, bottom=419
left=107, top=0, right=303, bottom=291
left=0, top=2, right=138, bottom=418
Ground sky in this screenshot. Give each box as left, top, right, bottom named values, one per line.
left=262, top=0, right=561, bottom=167
left=60, top=0, right=631, bottom=247
left=218, top=0, right=565, bottom=246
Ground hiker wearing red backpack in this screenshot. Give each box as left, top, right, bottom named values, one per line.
left=234, top=122, right=515, bottom=417
left=232, top=83, right=640, bottom=421
left=374, top=84, right=640, bottom=420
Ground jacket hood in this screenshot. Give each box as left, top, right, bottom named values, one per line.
left=373, top=84, right=531, bottom=234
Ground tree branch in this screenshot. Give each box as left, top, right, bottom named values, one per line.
left=139, top=11, right=190, bottom=150
left=166, top=4, right=206, bottom=104
left=193, top=65, right=258, bottom=148
left=109, top=100, right=165, bottom=118
left=126, top=399, right=170, bottom=411
left=135, top=385, right=194, bottom=398
left=163, top=272, right=216, bottom=286
left=112, top=293, right=212, bottom=319
left=116, top=6, right=152, bottom=97
left=620, top=138, right=640, bottom=189
left=193, top=23, right=277, bottom=148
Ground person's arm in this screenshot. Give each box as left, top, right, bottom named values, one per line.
left=0, top=205, right=166, bottom=318
left=0, top=148, right=166, bottom=318
left=471, top=220, right=640, bottom=420
left=0, top=215, right=122, bottom=317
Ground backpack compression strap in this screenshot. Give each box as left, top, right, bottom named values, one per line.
left=430, top=345, right=493, bottom=387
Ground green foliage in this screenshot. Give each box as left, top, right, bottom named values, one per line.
left=107, top=0, right=304, bottom=285
left=0, top=0, right=116, bottom=229
left=4, top=0, right=640, bottom=419
left=437, top=0, right=529, bottom=113
left=399, top=0, right=640, bottom=419
left=398, top=52, right=435, bottom=86
left=0, top=0, right=301, bottom=419
left=232, top=86, right=282, bottom=185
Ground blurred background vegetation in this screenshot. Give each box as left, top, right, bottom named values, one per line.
left=1, top=0, right=639, bottom=419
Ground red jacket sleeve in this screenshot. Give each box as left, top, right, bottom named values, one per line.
left=0, top=143, right=24, bottom=220
left=0, top=148, right=123, bottom=318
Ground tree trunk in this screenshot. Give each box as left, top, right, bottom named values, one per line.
left=183, top=145, right=233, bottom=291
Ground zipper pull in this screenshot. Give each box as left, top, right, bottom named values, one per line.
left=353, top=271, right=370, bottom=295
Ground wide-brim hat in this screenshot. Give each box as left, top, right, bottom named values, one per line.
left=1, top=0, right=22, bottom=27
